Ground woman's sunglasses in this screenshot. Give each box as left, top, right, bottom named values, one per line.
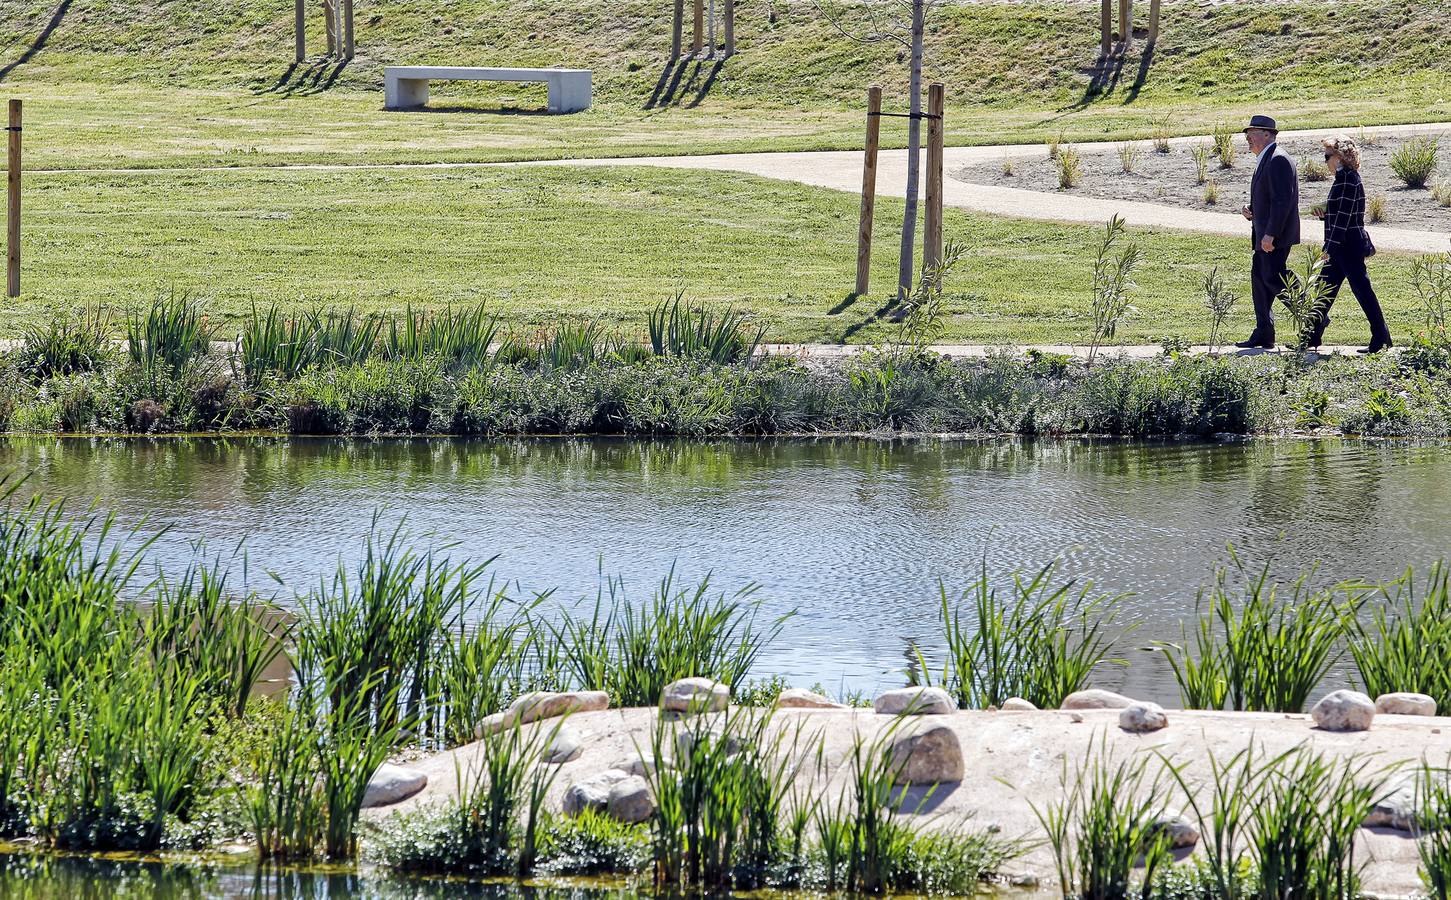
left=1324, top=152, right=1335, bottom=161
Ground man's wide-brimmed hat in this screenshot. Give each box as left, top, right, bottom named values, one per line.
left=1243, top=115, right=1279, bottom=134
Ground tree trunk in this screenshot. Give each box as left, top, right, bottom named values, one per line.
left=672, top=0, right=684, bottom=58
left=1099, top=0, right=1111, bottom=57
left=896, top=0, right=926, bottom=301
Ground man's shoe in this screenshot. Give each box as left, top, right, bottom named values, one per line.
left=1358, top=342, right=1393, bottom=355
left=1234, top=338, right=1266, bottom=349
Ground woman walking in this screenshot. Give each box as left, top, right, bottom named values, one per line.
left=1309, top=137, right=1392, bottom=353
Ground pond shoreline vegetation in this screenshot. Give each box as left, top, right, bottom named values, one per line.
left=7, top=267, right=1451, bottom=439
left=4, top=469, right=1451, bottom=896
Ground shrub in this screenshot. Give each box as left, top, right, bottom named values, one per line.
left=1152, top=116, right=1172, bottom=153
left=1416, top=252, right=1451, bottom=333
left=1057, top=145, right=1083, bottom=188
left=1391, top=137, right=1439, bottom=188
left=1192, top=145, right=1211, bottom=185
left=1118, top=142, right=1140, bottom=174
left=1367, top=193, right=1388, bottom=223
left=126, top=292, right=212, bottom=376
left=1433, top=181, right=1451, bottom=208
left=1213, top=122, right=1236, bottom=168
left=1299, top=156, right=1329, bottom=182
left=1001, top=156, right=1016, bottom=177
left=1088, top=215, right=1142, bottom=364
left=17, top=307, right=110, bottom=380
left=1203, top=178, right=1220, bottom=205
left=1277, top=247, right=1335, bottom=351
left=537, top=808, right=650, bottom=875
left=648, top=294, right=763, bottom=364
left=1203, top=267, right=1239, bottom=354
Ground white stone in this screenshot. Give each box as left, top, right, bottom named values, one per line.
left=1364, top=777, right=1420, bottom=831
left=607, top=775, right=656, bottom=823
left=613, top=754, right=669, bottom=777
left=1152, top=811, right=1200, bottom=848
left=1001, top=697, right=1038, bottom=711
left=1311, top=690, right=1376, bottom=732
left=475, top=691, right=610, bottom=737
left=562, top=769, right=630, bottom=816
left=361, top=763, right=427, bottom=808
left=543, top=724, right=583, bottom=764
left=1119, top=702, right=1169, bottom=733
left=661, top=677, right=730, bottom=713
left=888, top=723, right=965, bottom=784
left=1375, top=692, right=1437, bottom=717
left=873, top=686, right=957, bottom=716
left=776, top=687, right=846, bottom=709
left=1061, top=689, right=1136, bottom=710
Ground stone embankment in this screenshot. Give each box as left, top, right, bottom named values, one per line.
left=364, top=681, right=1446, bottom=896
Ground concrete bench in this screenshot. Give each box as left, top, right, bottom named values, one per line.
left=383, top=66, right=592, bottom=114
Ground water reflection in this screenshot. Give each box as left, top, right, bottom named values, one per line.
left=3, top=436, right=1449, bottom=702
left=0, top=852, right=631, bottom=899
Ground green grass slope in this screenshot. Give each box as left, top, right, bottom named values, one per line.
left=3, top=0, right=1451, bottom=168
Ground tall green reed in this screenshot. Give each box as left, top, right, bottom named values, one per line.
left=648, top=293, right=764, bottom=364
left=1348, top=562, right=1451, bottom=709
left=1033, top=739, right=1173, bottom=900
left=938, top=559, right=1126, bottom=709
left=126, top=291, right=213, bottom=376
left=543, top=569, right=790, bottom=707
left=1418, top=761, right=1451, bottom=899
left=241, top=304, right=382, bottom=381
left=1159, top=557, right=1360, bottom=712
left=383, top=304, right=499, bottom=370
left=244, top=698, right=327, bottom=862
left=17, top=306, right=111, bottom=380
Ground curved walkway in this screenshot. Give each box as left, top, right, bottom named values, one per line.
left=548, top=122, right=1451, bottom=253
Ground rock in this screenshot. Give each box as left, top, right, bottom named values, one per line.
left=776, top=687, right=846, bottom=709
left=873, top=686, right=957, bottom=716
left=607, top=775, right=656, bottom=824
left=475, top=690, right=609, bottom=737
left=1002, top=697, right=1038, bottom=711
left=661, top=677, right=730, bottom=713
left=614, top=754, right=669, bottom=777
left=1364, top=777, right=1420, bottom=831
left=1061, top=689, right=1136, bottom=710
left=1151, top=811, right=1200, bottom=848
left=543, top=724, right=583, bottom=764
left=887, top=723, right=965, bottom=784
left=1311, top=690, right=1376, bottom=732
left=1375, top=692, right=1437, bottom=717
left=1119, top=702, right=1169, bottom=734
left=362, top=763, right=428, bottom=808
left=675, top=725, right=741, bottom=759
left=562, top=769, right=630, bottom=816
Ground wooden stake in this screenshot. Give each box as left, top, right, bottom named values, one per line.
left=924, top=83, right=945, bottom=276
left=855, top=86, right=882, bottom=297
left=1099, top=0, right=1111, bottom=57
left=6, top=100, right=20, bottom=300
left=294, top=0, right=306, bottom=62
left=707, top=0, right=716, bottom=57
left=1119, top=0, right=1132, bottom=48
left=672, top=0, right=684, bottom=58
left=324, top=0, right=337, bottom=56
left=342, top=0, right=354, bottom=59
left=1148, top=0, right=1161, bottom=44
left=724, top=0, right=735, bottom=56
left=693, top=0, right=704, bottom=54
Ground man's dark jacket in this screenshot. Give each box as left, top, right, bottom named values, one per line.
left=1250, top=143, right=1301, bottom=248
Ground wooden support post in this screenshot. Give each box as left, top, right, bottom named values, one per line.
left=671, top=0, right=684, bottom=58
left=855, top=86, right=882, bottom=297
left=707, top=0, right=716, bottom=57
left=1119, top=0, right=1132, bottom=48
left=724, top=0, right=735, bottom=56
left=1099, top=0, right=1111, bottom=57
left=324, top=0, right=337, bottom=56
left=6, top=100, right=19, bottom=300
left=294, top=0, right=306, bottom=62
left=342, top=0, right=354, bottom=59
left=924, top=83, right=945, bottom=277
left=693, top=0, right=704, bottom=54
left=1147, top=0, right=1161, bottom=44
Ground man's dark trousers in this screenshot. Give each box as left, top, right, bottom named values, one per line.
left=1250, top=243, right=1292, bottom=345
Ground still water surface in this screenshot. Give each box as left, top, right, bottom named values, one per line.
left=2, top=436, right=1448, bottom=702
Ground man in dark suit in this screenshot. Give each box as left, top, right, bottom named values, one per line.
left=1238, top=115, right=1300, bottom=349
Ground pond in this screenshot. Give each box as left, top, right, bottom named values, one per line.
left=2, top=436, right=1448, bottom=703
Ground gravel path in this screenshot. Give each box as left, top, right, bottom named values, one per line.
left=548, top=121, right=1451, bottom=253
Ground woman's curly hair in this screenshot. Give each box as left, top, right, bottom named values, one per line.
left=1323, top=136, right=1362, bottom=171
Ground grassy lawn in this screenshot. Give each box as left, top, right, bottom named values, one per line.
left=9, top=164, right=1428, bottom=346
left=3, top=1, right=1451, bottom=169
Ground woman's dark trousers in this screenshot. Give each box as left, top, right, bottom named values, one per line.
left=1312, top=248, right=1391, bottom=348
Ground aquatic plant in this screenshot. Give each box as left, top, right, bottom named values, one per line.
left=244, top=698, right=327, bottom=862
left=383, top=303, right=500, bottom=371
left=1159, top=558, right=1358, bottom=712
left=648, top=294, right=763, bottom=364
left=938, top=559, right=1126, bottom=709
left=542, top=569, right=790, bottom=708
left=1033, top=739, right=1174, bottom=900
left=1348, top=563, right=1451, bottom=710
left=17, top=306, right=111, bottom=381
left=1418, top=761, right=1451, bottom=899
left=126, top=291, right=213, bottom=376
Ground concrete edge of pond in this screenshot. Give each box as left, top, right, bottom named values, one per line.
left=368, top=706, right=1451, bottom=897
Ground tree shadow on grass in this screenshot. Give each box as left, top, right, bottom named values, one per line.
left=252, top=58, right=350, bottom=96
left=0, top=0, right=73, bottom=82
left=646, top=57, right=727, bottom=110
left=839, top=295, right=904, bottom=343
